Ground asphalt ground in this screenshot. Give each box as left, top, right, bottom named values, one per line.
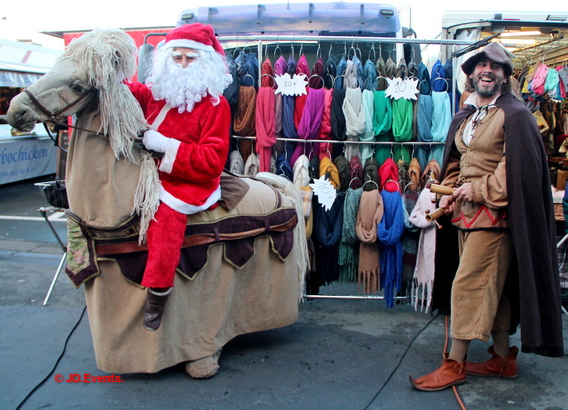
left=1, top=177, right=567, bottom=410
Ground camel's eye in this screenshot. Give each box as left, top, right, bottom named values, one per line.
left=72, top=84, right=87, bottom=94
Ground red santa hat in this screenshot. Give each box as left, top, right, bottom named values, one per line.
left=165, top=23, right=225, bottom=55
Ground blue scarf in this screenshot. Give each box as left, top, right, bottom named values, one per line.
left=378, top=190, right=405, bottom=308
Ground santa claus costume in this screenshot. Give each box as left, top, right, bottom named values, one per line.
left=128, top=23, right=232, bottom=332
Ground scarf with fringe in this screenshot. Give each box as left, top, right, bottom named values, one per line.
left=408, top=187, right=437, bottom=312
left=356, top=189, right=383, bottom=294
left=339, top=187, right=363, bottom=281
left=378, top=189, right=405, bottom=308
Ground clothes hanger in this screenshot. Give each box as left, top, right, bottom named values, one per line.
left=273, top=36, right=282, bottom=60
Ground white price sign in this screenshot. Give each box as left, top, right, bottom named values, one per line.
left=309, top=175, right=337, bottom=211
left=274, top=73, right=308, bottom=96
left=385, top=77, right=419, bottom=100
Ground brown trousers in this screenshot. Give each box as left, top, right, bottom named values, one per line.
left=450, top=230, right=512, bottom=342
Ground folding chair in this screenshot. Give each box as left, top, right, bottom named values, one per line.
left=34, top=180, right=68, bottom=306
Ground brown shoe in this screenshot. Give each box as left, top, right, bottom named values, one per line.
left=466, top=346, right=518, bottom=379
left=143, top=288, right=172, bottom=331
left=409, top=353, right=466, bottom=392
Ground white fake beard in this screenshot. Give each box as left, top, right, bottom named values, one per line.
left=150, top=59, right=209, bottom=113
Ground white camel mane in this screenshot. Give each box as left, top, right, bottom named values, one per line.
left=61, top=27, right=148, bottom=162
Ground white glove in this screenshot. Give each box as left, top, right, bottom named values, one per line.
left=142, top=129, right=170, bottom=153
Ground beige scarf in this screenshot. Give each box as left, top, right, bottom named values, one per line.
left=356, top=189, right=384, bottom=294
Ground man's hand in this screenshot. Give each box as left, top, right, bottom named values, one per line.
left=453, top=183, right=474, bottom=203
left=143, top=130, right=170, bottom=153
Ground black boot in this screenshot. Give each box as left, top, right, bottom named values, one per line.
left=143, top=287, right=172, bottom=331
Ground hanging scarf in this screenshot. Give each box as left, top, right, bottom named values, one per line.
left=319, top=156, right=340, bottom=189
left=343, top=87, right=366, bottom=136
left=333, top=153, right=350, bottom=192
left=261, top=57, right=274, bottom=88
left=335, top=56, right=347, bottom=90
left=356, top=189, right=383, bottom=294
left=344, top=57, right=363, bottom=89
left=430, top=91, right=451, bottom=166
left=244, top=152, right=259, bottom=176
left=408, top=187, right=437, bottom=312
left=309, top=57, right=325, bottom=89
left=324, top=55, right=337, bottom=90
left=228, top=149, right=244, bottom=175
left=363, top=157, right=380, bottom=191
left=331, top=88, right=347, bottom=141
left=392, top=98, right=413, bottom=142
left=314, top=192, right=345, bottom=284
left=292, top=87, right=325, bottom=164
left=360, top=89, right=375, bottom=163
left=407, top=157, right=422, bottom=191
left=299, top=185, right=314, bottom=238
left=392, top=97, right=413, bottom=163
left=233, top=85, right=257, bottom=136
left=282, top=56, right=298, bottom=152
left=384, top=57, right=396, bottom=78
left=363, top=59, right=378, bottom=91
left=339, top=187, right=363, bottom=282
left=343, top=87, right=366, bottom=161
left=276, top=151, right=293, bottom=181
left=417, top=62, right=431, bottom=95
left=421, top=158, right=441, bottom=187
left=294, top=54, right=310, bottom=128
left=293, top=154, right=310, bottom=188
left=416, top=94, right=433, bottom=170
left=380, top=157, right=399, bottom=192
left=318, top=88, right=334, bottom=159
left=349, top=155, right=364, bottom=189
left=430, top=59, right=446, bottom=92
left=373, top=90, right=392, bottom=165
left=378, top=189, right=404, bottom=308
left=223, top=53, right=239, bottom=110
left=255, top=86, right=276, bottom=172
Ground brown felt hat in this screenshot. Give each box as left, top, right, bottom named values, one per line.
left=461, top=42, right=513, bottom=77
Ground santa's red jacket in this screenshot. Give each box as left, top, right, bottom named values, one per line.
left=129, top=82, right=231, bottom=214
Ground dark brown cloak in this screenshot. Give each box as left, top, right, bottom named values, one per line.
left=433, top=92, right=564, bottom=358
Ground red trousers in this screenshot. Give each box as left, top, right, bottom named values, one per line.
left=141, top=202, right=187, bottom=288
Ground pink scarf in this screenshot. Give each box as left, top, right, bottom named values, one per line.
left=255, top=86, right=276, bottom=172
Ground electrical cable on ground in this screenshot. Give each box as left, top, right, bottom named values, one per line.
left=363, top=312, right=439, bottom=409
left=15, top=305, right=87, bottom=410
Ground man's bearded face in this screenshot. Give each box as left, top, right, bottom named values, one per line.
left=470, top=58, right=507, bottom=98
left=149, top=47, right=209, bottom=113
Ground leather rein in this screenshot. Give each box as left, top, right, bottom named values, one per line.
left=23, top=87, right=102, bottom=153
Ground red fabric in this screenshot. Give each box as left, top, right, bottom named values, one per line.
left=318, top=88, right=333, bottom=160
left=294, top=55, right=310, bottom=128
left=255, top=87, right=276, bottom=172
left=165, top=23, right=224, bottom=55
left=380, top=158, right=400, bottom=192
left=261, top=58, right=274, bottom=88
left=141, top=202, right=188, bottom=288
left=129, top=81, right=230, bottom=209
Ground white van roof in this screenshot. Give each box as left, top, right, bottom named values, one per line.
left=176, top=2, right=401, bottom=37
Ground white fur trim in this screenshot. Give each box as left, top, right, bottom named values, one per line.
left=159, top=184, right=221, bottom=215
left=166, top=39, right=214, bottom=52
left=159, top=138, right=181, bottom=174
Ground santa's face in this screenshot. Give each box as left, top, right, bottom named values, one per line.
left=172, top=47, right=199, bottom=68
left=469, top=58, right=507, bottom=99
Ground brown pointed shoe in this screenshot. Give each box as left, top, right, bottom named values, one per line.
left=409, top=354, right=466, bottom=392
left=466, top=346, right=518, bottom=379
